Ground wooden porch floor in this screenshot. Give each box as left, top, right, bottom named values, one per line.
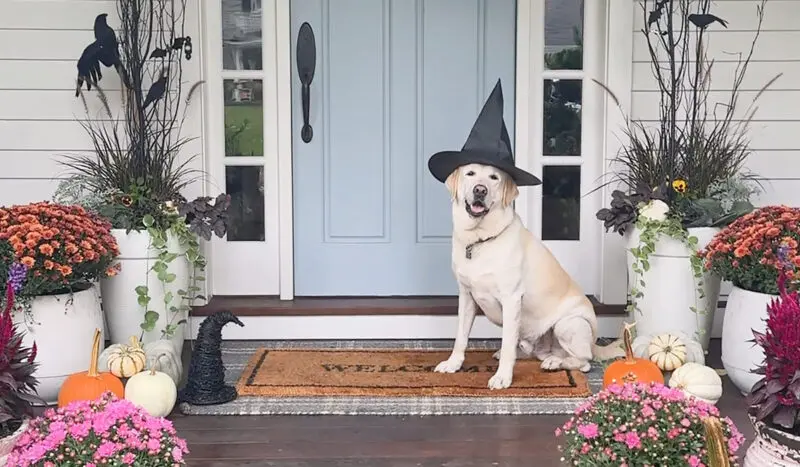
left=171, top=339, right=753, bottom=466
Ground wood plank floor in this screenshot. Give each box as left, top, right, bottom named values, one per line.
left=172, top=339, right=753, bottom=466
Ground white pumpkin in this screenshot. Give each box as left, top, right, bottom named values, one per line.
left=143, top=340, right=183, bottom=385
left=632, top=331, right=705, bottom=366
left=124, top=364, right=178, bottom=418
left=647, top=333, right=687, bottom=371
left=668, top=362, right=723, bottom=405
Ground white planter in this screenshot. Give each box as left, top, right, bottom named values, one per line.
left=100, top=229, right=189, bottom=354
left=14, top=286, right=104, bottom=405
left=625, top=226, right=722, bottom=349
left=0, top=418, right=29, bottom=465
left=722, top=286, right=774, bottom=395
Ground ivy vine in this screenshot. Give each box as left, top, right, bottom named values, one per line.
left=627, top=216, right=707, bottom=341
left=135, top=214, right=206, bottom=340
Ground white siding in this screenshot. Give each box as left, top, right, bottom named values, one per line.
left=629, top=0, right=800, bottom=334
left=0, top=0, right=205, bottom=206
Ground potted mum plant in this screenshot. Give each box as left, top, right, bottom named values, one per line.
left=0, top=284, right=41, bottom=464
left=57, top=0, right=230, bottom=355
left=595, top=0, right=772, bottom=348
left=702, top=205, right=800, bottom=395
left=7, top=391, right=189, bottom=466
left=744, top=269, right=800, bottom=464
left=0, top=202, right=119, bottom=404
left=556, top=381, right=745, bottom=466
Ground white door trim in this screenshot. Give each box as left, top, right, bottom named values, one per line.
left=598, top=0, right=635, bottom=304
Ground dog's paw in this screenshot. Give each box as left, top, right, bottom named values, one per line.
left=492, top=349, right=501, bottom=361
left=541, top=355, right=564, bottom=371
left=487, top=371, right=513, bottom=390
left=434, top=358, right=463, bottom=373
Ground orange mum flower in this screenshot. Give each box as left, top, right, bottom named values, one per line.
left=701, top=205, right=800, bottom=295
left=0, top=201, right=120, bottom=296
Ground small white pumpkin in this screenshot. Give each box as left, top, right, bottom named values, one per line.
left=124, top=358, right=178, bottom=418
left=106, top=336, right=147, bottom=378
left=668, top=362, right=723, bottom=405
left=632, top=331, right=705, bottom=366
left=647, top=333, right=687, bottom=371
left=143, top=340, right=183, bottom=385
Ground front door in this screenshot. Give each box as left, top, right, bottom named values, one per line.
left=290, top=0, right=517, bottom=296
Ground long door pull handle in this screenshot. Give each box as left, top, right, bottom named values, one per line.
left=296, top=22, right=316, bottom=143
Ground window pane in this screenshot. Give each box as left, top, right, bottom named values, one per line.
left=224, top=79, right=263, bottom=157
left=542, top=165, right=580, bottom=241
left=543, top=79, right=582, bottom=156
left=544, top=0, right=583, bottom=70
left=225, top=166, right=265, bottom=241
left=222, top=0, right=262, bottom=70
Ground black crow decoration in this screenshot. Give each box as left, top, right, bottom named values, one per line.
left=178, top=310, right=245, bottom=405
left=74, top=13, right=128, bottom=96
left=688, top=13, right=728, bottom=29
left=142, top=68, right=168, bottom=108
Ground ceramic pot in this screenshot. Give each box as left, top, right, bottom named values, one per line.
left=100, top=229, right=189, bottom=355
left=0, top=418, right=29, bottom=465
left=721, top=286, right=775, bottom=395
left=745, top=416, right=800, bottom=466
left=625, top=226, right=721, bottom=349
left=14, top=285, right=104, bottom=404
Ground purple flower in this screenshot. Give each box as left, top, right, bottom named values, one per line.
left=7, top=263, right=27, bottom=294
left=778, top=240, right=792, bottom=269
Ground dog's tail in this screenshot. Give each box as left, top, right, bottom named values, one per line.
left=592, top=340, right=626, bottom=361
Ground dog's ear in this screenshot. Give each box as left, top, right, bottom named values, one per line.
left=501, top=176, right=519, bottom=208
left=445, top=170, right=461, bottom=201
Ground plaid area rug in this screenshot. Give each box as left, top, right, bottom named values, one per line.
left=178, top=339, right=606, bottom=416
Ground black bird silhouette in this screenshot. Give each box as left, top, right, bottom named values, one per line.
left=75, top=41, right=103, bottom=97
left=178, top=310, right=245, bottom=405
left=647, top=9, right=663, bottom=27
left=150, top=47, right=169, bottom=59
left=93, top=14, right=124, bottom=71
left=171, top=37, right=189, bottom=50
left=688, top=13, right=728, bottom=29
left=142, top=69, right=168, bottom=108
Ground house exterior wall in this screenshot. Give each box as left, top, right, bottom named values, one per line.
left=1, top=1, right=798, bottom=325
left=0, top=0, right=206, bottom=206
left=628, top=0, right=800, bottom=335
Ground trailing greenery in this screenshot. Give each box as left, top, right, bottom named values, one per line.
left=627, top=214, right=707, bottom=340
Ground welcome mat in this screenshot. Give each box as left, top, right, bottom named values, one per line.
left=237, top=349, right=590, bottom=398
left=178, top=340, right=606, bottom=415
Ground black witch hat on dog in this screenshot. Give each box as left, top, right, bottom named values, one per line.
left=428, top=79, right=541, bottom=186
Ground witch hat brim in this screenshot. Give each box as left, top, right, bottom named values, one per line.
left=428, top=79, right=542, bottom=186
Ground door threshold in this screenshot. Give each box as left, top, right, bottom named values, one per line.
left=192, top=295, right=629, bottom=317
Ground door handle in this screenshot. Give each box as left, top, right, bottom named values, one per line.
left=296, top=22, right=316, bottom=143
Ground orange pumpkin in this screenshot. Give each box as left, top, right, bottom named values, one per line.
left=58, top=328, right=125, bottom=407
left=602, top=322, right=664, bottom=388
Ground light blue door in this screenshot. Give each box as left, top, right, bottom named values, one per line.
left=291, top=0, right=517, bottom=296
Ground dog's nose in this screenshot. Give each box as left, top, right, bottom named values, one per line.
left=473, top=184, right=487, bottom=198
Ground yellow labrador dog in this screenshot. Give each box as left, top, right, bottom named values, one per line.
left=433, top=163, right=624, bottom=390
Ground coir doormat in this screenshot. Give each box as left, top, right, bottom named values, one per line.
left=177, top=340, right=605, bottom=415
left=236, top=349, right=590, bottom=398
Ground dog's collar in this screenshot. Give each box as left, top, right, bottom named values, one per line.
left=464, top=224, right=510, bottom=259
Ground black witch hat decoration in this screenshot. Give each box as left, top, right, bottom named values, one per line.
left=428, top=79, right=541, bottom=186
left=178, top=310, right=244, bottom=406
